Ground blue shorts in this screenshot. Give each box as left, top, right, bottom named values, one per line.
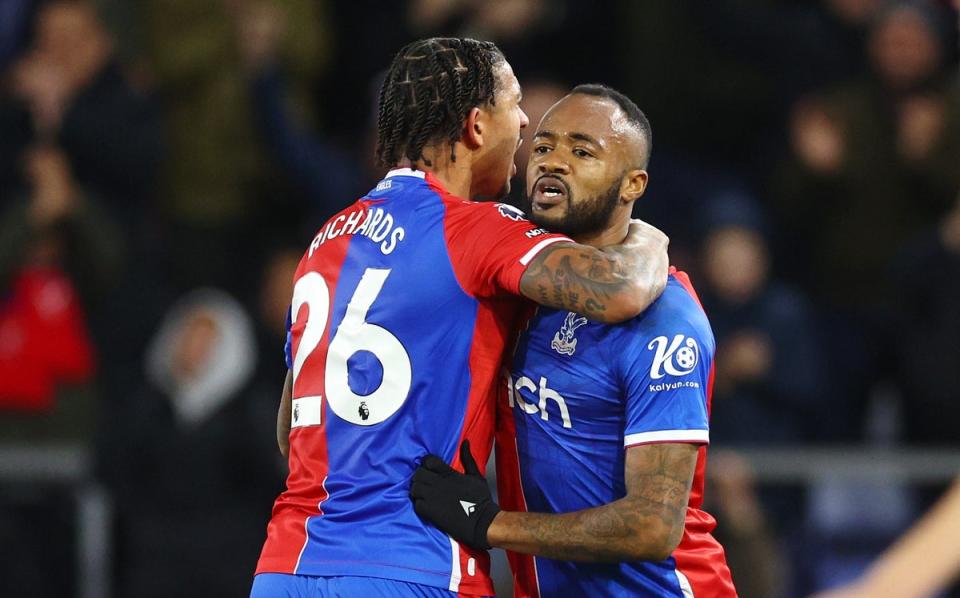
left=250, top=574, right=469, bottom=597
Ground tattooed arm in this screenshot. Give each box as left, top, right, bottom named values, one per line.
left=519, top=220, right=669, bottom=323
left=486, top=443, right=698, bottom=562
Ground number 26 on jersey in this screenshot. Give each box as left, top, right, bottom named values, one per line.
left=290, top=268, right=412, bottom=427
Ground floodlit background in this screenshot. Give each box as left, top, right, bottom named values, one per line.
left=1, top=1, right=958, bottom=597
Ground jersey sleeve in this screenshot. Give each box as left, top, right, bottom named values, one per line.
left=619, top=318, right=712, bottom=448
left=443, top=200, right=571, bottom=297
left=283, top=306, right=293, bottom=370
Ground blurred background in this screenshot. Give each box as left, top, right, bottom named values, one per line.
left=0, top=0, right=958, bottom=596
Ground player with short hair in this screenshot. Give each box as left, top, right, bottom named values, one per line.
left=251, top=40, right=670, bottom=597
left=410, top=85, right=737, bottom=597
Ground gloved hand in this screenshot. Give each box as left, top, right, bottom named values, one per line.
left=410, top=439, right=500, bottom=550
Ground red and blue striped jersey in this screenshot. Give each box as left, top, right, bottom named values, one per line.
left=255, top=168, right=570, bottom=594
left=496, top=269, right=737, bottom=597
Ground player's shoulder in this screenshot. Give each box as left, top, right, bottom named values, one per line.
left=442, top=199, right=555, bottom=249
left=441, top=195, right=529, bottom=221
left=651, top=273, right=708, bottom=320
left=619, top=271, right=714, bottom=349
left=414, top=171, right=539, bottom=229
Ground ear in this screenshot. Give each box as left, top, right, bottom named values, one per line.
left=620, top=169, right=648, bottom=204
left=463, top=106, right=484, bottom=150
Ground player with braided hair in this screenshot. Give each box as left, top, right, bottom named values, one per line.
left=375, top=38, right=501, bottom=167
left=373, top=37, right=523, bottom=202
left=252, top=38, right=670, bottom=597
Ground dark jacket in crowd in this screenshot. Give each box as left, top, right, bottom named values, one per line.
left=893, top=232, right=960, bottom=446
left=704, top=283, right=829, bottom=445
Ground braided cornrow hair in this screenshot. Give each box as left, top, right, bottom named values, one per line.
left=375, top=37, right=504, bottom=167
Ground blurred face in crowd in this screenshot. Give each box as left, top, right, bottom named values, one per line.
left=826, top=0, right=883, bottom=25
left=172, top=311, right=220, bottom=381
left=260, top=249, right=300, bottom=336
left=703, top=226, right=769, bottom=304
left=31, top=1, right=111, bottom=87
left=470, top=60, right=529, bottom=200
left=868, top=5, right=941, bottom=91
left=526, top=93, right=648, bottom=238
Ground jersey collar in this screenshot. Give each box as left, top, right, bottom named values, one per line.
left=385, top=168, right=426, bottom=179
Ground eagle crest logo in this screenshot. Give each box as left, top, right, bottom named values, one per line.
left=551, top=312, right=589, bottom=356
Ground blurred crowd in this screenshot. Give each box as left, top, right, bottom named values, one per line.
left=0, top=1, right=957, bottom=597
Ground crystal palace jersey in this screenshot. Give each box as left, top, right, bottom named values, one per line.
left=496, top=269, right=737, bottom=597
left=255, top=169, right=570, bottom=594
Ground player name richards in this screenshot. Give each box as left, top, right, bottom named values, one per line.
left=308, top=205, right=406, bottom=258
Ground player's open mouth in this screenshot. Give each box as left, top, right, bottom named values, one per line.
left=531, top=175, right=569, bottom=212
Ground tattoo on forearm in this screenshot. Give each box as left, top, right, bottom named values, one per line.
left=499, top=444, right=697, bottom=562
left=521, top=246, right=634, bottom=318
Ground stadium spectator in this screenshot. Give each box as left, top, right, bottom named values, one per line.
left=406, top=0, right=616, bottom=85
left=766, top=2, right=960, bottom=449
left=618, top=0, right=877, bottom=180
left=706, top=451, right=788, bottom=598
left=891, top=191, right=960, bottom=446
left=236, top=2, right=363, bottom=227
left=0, top=145, right=121, bottom=438
left=253, top=246, right=299, bottom=384
left=134, top=0, right=329, bottom=292
left=0, top=0, right=163, bottom=225
left=104, top=288, right=282, bottom=598
left=247, top=245, right=301, bottom=464
left=246, top=245, right=303, bottom=426
left=699, top=195, right=830, bottom=445
left=772, top=0, right=960, bottom=317
left=0, top=143, right=122, bottom=598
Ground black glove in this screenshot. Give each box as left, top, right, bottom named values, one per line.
left=410, top=439, right=500, bottom=550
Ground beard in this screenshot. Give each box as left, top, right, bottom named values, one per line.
left=527, top=178, right=622, bottom=238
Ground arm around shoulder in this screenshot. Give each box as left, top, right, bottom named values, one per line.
left=486, top=442, right=698, bottom=562
left=519, top=220, right=669, bottom=324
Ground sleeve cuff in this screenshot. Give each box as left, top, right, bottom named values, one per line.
left=504, top=236, right=572, bottom=294
left=518, top=236, right=571, bottom=266
left=623, top=429, right=710, bottom=447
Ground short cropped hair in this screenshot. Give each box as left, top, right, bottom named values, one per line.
left=570, top=83, right=652, bottom=168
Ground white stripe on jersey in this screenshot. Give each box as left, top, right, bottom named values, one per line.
left=676, top=569, right=695, bottom=597
left=293, top=475, right=328, bottom=574
left=293, top=517, right=310, bottom=574
left=448, top=537, right=462, bottom=592
left=623, top=429, right=710, bottom=447
left=519, top=237, right=570, bottom=266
